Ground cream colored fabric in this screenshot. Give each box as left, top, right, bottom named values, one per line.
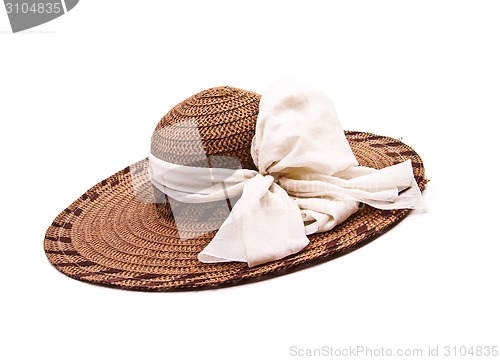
left=149, top=80, right=425, bottom=267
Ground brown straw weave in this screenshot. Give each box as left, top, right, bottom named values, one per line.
left=44, top=86, right=427, bottom=291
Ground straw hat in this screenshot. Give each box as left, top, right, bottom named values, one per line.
left=44, top=82, right=427, bottom=291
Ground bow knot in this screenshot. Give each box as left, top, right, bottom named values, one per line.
left=149, top=80, right=425, bottom=267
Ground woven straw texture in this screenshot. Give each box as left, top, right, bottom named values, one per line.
left=44, top=86, right=427, bottom=291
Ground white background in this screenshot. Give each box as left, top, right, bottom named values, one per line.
left=1, top=1, right=499, bottom=359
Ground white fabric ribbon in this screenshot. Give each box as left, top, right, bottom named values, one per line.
left=149, top=80, right=425, bottom=267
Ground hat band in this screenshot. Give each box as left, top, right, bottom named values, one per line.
left=149, top=80, right=425, bottom=267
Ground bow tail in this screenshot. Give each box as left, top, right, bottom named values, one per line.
left=340, top=160, right=426, bottom=210
left=198, top=174, right=310, bottom=267
left=289, top=159, right=426, bottom=235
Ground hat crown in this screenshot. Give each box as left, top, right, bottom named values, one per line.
left=151, top=86, right=261, bottom=170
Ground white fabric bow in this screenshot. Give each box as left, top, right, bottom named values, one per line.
left=149, top=80, right=425, bottom=267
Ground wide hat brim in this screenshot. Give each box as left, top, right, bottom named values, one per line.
left=44, top=131, right=426, bottom=291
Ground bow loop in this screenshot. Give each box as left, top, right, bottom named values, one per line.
left=253, top=79, right=358, bottom=175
